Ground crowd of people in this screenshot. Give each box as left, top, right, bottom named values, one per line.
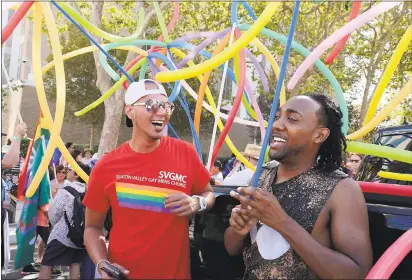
left=1, top=79, right=374, bottom=279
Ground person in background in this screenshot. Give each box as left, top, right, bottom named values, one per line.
left=210, top=160, right=224, bottom=185
left=60, top=142, right=73, bottom=167
left=50, top=165, right=66, bottom=198
left=346, top=153, right=362, bottom=178
left=81, top=149, right=93, bottom=166
left=39, top=162, right=91, bottom=280
left=89, top=153, right=100, bottom=169
left=223, top=154, right=236, bottom=177
left=2, top=122, right=27, bottom=271
left=22, top=165, right=62, bottom=276
left=70, top=149, right=83, bottom=163
left=223, top=144, right=262, bottom=186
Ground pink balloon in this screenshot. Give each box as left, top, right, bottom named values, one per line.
left=288, top=2, right=400, bottom=90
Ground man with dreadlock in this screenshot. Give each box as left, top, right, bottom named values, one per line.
left=225, top=94, right=373, bottom=279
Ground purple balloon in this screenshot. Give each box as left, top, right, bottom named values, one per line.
left=175, top=27, right=231, bottom=69
left=245, top=49, right=269, bottom=93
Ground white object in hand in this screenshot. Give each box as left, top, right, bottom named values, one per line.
left=256, top=224, right=290, bottom=260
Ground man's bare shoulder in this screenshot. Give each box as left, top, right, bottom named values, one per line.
left=329, top=177, right=366, bottom=213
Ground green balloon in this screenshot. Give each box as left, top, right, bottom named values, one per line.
left=347, top=141, right=412, bottom=164
left=238, top=24, right=349, bottom=135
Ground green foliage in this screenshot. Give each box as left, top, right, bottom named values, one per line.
left=40, top=2, right=410, bottom=146
left=249, top=2, right=411, bottom=142
left=43, top=24, right=105, bottom=127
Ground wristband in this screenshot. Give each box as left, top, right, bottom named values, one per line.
left=192, top=195, right=207, bottom=212
left=12, top=136, right=22, bottom=141
left=96, top=259, right=110, bottom=271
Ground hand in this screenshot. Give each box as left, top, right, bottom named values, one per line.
left=164, top=194, right=200, bottom=216
left=229, top=205, right=257, bottom=236
left=230, top=187, right=290, bottom=231
left=15, top=122, right=27, bottom=138
left=98, top=261, right=129, bottom=280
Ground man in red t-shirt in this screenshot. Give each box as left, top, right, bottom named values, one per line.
left=83, top=79, right=215, bottom=279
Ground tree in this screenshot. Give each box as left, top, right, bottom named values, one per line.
left=44, top=24, right=104, bottom=147
left=247, top=1, right=411, bottom=142
left=345, top=2, right=411, bottom=123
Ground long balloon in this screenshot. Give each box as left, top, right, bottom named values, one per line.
left=324, top=2, right=362, bottom=64
left=52, top=1, right=134, bottom=82
left=288, top=1, right=401, bottom=90
left=148, top=53, right=202, bottom=158
left=377, top=171, right=412, bottom=182
left=122, top=1, right=179, bottom=89
left=40, top=41, right=263, bottom=128
left=245, top=49, right=269, bottom=92
left=26, top=2, right=68, bottom=198
left=96, top=41, right=165, bottom=81
left=363, top=24, right=412, bottom=125
left=346, top=141, right=412, bottom=164
left=211, top=29, right=247, bottom=167
left=359, top=182, right=412, bottom=197
left=251, top=38, right=286, bottom=106
left=158, top=1, right=180, bottom=42
left=169, top=48, right=256, bottom=170
left=57, top=1, right=145, bottom=42
left=74, top=58, right=146, bottom=116
left=153, top=2, right=170, bottom=42
left=238, top=24, right=349, bottom=134
left=155, top=2, right=282, bottom=82
left=252, top=1, right=301, bottom=188
left=176, top=28, right=231, bottom=69
left=1, top=1, right=34, bottom=45
left=194, top=32, right=232, bottom=135
left=171, top=40, right=267, bottom=136
left=366, top=229, right=412, bottom=279
left=206, top=25, right=237, bottom=170
left=347, top=78, right=412, bottom=140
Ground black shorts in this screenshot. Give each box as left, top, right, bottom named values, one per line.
left=41, top=239, right=86, bottom=267
left=36, top=226, right=50, bottom=243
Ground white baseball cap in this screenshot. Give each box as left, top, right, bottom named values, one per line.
left=124, top=79, right=167, bottom=105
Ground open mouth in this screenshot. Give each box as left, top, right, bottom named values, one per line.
left=151, top=120, right=164, bottom=129
left=271, top=136, right=287, bottom=143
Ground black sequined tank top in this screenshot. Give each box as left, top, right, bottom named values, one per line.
left=243, top=161, right=347, bottom=279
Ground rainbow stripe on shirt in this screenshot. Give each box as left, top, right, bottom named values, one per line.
left=115, top=182, right=184, bottom=213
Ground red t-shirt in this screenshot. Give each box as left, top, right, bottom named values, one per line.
left=83, top=137, right=211, bottom=279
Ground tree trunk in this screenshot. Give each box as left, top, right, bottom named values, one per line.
left=90, top=1, right=170, bottom=155
left=90, top=2, right=124, bottom=155
left=98, top=88, right=125, bottom=154
left=89, top=126, right=93, bottom=148
left=359, top=74, right=373, bottom=124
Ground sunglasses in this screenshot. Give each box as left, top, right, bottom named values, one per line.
left=57, top=171, right=67, bottom=175
left=132, top=99, right=175, bottom=115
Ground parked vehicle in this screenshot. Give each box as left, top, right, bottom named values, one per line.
left=356, top=124, right=412, bottom=186
left=190, top=183, right=411, bottom=279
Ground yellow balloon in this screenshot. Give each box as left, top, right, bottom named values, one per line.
left=347, top=78, right=412, bottom=140
left=170, top=48, right=256, bottom=170
left=251, top=38, right=286, bottom=106
left=155, top=2, right=281, bottom=82
left=74, top=58, right=147, bottom=116
left=377, top=171, right=412, bottom=182
left=42, top=46, right=147, bottom=74
left=26, top=3, right=67, bottom=198
left=363, top=24, right=412, bottom=125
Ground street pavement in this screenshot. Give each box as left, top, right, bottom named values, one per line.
left=2, top=243, right=70, bottom=279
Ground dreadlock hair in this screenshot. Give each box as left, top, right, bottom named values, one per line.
left=303, top=93, right=347, bottom=172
